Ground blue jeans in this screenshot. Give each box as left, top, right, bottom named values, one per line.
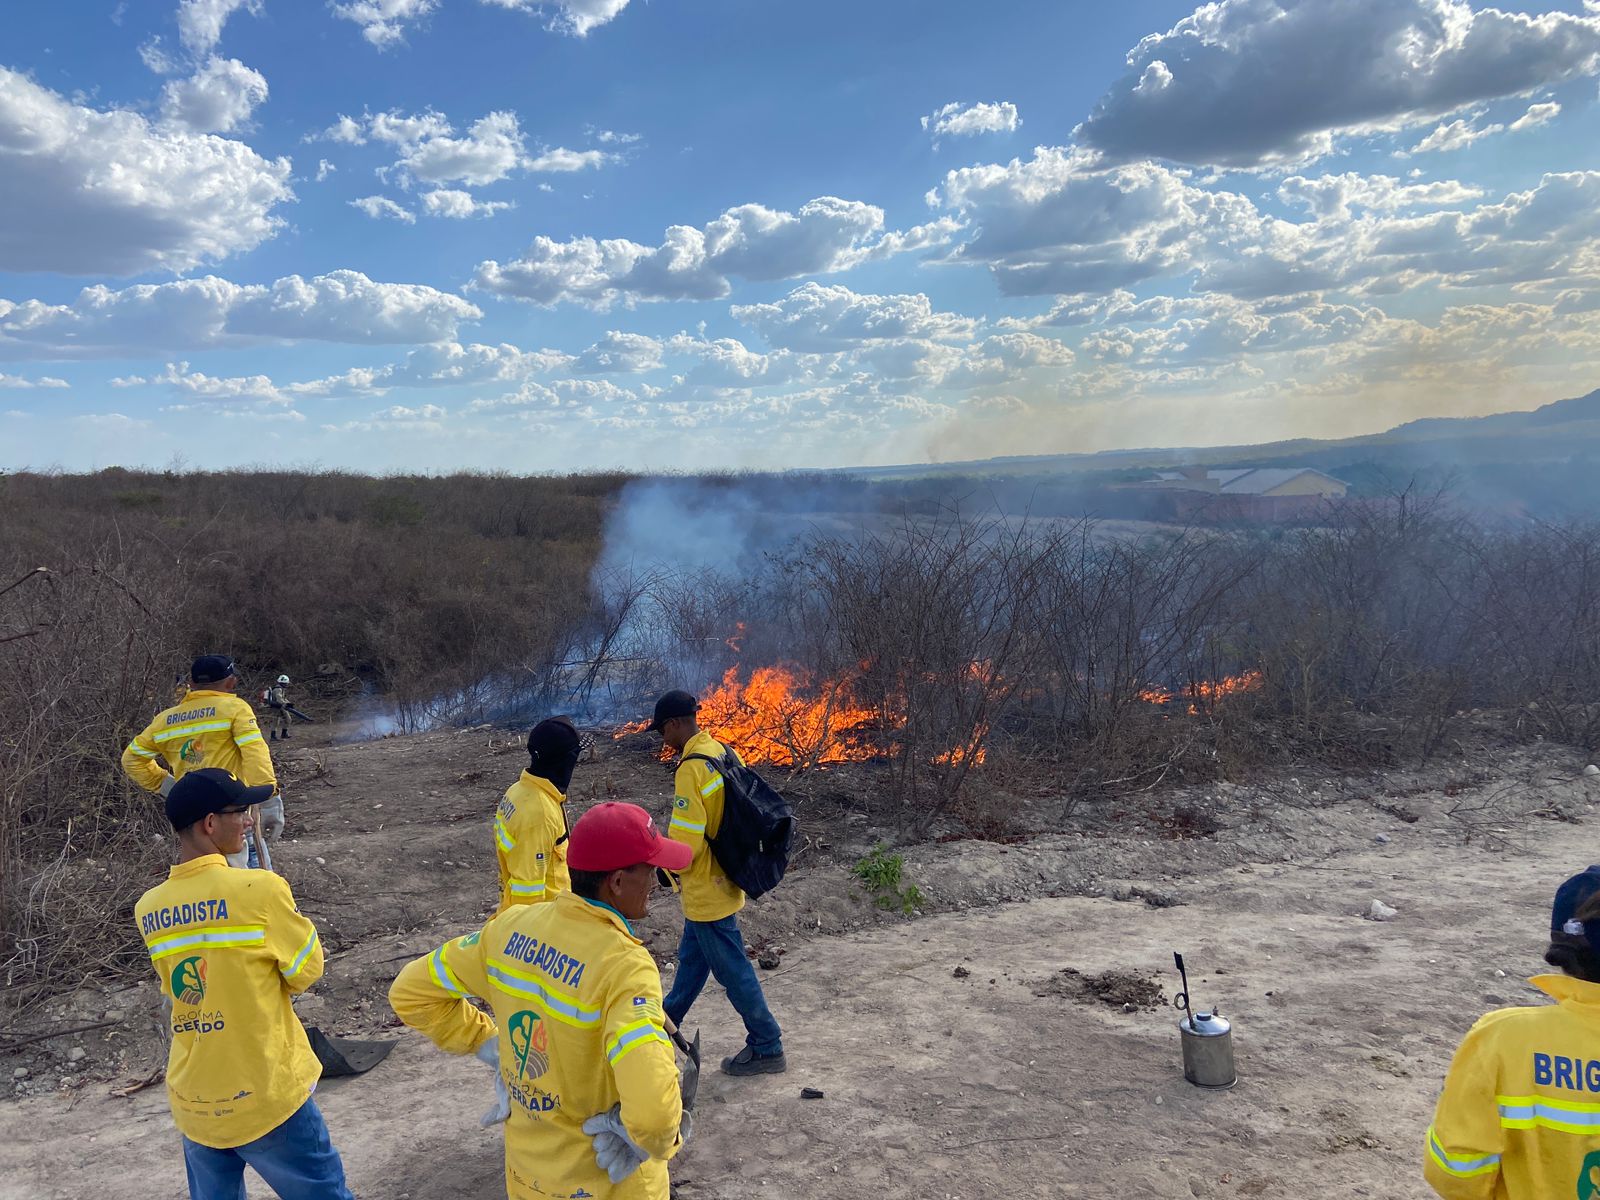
left=663, top=915, right=783, bottom=1056
left=181, top=1098, right=354, bottom=1200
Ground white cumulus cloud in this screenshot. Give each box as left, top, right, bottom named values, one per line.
left=933, top=146, right=1258, bottom=295
left=1277, top=172, right=1485, bottom=219
left=291, top=340, right=571, bottom=396
left=572, top=331, right=664, bottom=374
left=113, top=360, right=296, bottom=411
left=1511, top=100, right=1562, bottom=131
left=420, top=188, right=514, bottom=218
left=732, top=282, right=979, bottom=352
left=0, top=67, right=293, bottom=275
left=350, top=195, right=416, bottom=223
left=1410, top=116, right=1505, bottom=153
left=331, top=0, right=439, bottom=48
left=526, top=147, right=608, bottom=172
left=0, top=270, right=481, bottom=358
left=480, top=0, right=635, bottom=37
left=1077, top=0, right=1600, bottom=167
left=178, top=0, right=259, bottom=56
left=394, top=110, right=526, bottom=185
left=160, top=57, right=268, bottom=134
left=319, top=108, right=601, bottom=188
left=0, top=373, right=68, bottom=389
left=475, top=197, right=951, bottom=308
left=922, top=101, right=1021, bottom=140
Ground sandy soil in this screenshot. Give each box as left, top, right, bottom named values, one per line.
left=3, top=724, right=1596, bottom=1199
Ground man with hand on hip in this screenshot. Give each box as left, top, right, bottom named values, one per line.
left=389, top=801, right=692, bottom=1199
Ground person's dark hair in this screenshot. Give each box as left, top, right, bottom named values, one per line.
left=1546, top=891, right=1600, bottom=983
left=568, top=868, right=610, bottom=901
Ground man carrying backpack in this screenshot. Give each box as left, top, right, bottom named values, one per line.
left=648, top=689, right=786, bottom=1077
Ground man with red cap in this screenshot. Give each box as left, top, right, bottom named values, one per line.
left=389, top=802, right=693, bottom=1200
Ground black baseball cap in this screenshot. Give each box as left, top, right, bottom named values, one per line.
left=647, top=689, right=698, bottom=733
left=166, top=768, right=273, bottom=832
left=190, top=655, right=238, bottom=685
left=1553, top=866, right=1600, bottom=940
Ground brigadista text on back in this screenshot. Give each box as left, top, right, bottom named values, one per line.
left=682, top=745, right=794, bottom=899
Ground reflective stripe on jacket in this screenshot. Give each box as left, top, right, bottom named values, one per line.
left=121, top=689, right=276, bottom=794
left=388, top=891, right=683, bottom=1200
left=666, top=731, right=744, bottom=923
left=495, top=771, right=571, bottom=914
left=1425, top=974, right=1600, bottom=1198
left=134, top=854, right=323, bottom=1148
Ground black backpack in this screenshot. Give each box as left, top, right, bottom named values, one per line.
left=681, top=746, right=794, bottom=900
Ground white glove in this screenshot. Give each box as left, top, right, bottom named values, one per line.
left=475, top=1038, right=510, bottom=1127
left=159, top=775, right=176, bottom=798
left=581, top=1104, right=649, bottom=1183
left=679, top=1111, right=693, bottom=1146
left=258, top=793, right=285, bottom=842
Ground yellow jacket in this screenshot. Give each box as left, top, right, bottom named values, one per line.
left=1425, top=974, right=1600, bottom=1198
left=122, top=689, right=276, bottom=794
left=389, top=891, right=683, bottom=1200
left=495, top=771, right=572, bottom=913
left=667, top=731, right=745, bottom=923
left=134, top=854, right=323, bottom=1148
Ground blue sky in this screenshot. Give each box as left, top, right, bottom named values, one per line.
left=3, top=0, right=1600, bottom=473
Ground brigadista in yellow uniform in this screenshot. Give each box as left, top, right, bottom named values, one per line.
left=667, top=730, right=744, bottom=923
left=495, top=719, right=584, bottom=912
left=390, top=895, right=682, bottom=1199
left=1426, top=974, right=1600, bottom=1198
left=137, top=855, right=324, bottom=1146
left=122, top=684, right=276, bottom=795
left=1427, top=868, right=1600, bottom=1200
left=391, top=802, right=689, bottom=1200
left=137, top=767, right=352, bottom=1198
left=496, top=771, right=572, bottom=912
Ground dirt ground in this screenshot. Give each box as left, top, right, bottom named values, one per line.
left=3, top=721, right=1598, bottom=1199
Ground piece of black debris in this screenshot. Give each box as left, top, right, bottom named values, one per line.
left=952, top=965, right=970, bottom=979
left=800, top=1087, right=825, bottom=1100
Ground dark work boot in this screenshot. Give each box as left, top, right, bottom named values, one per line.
left=720, top=1046, right=786, bottom=1076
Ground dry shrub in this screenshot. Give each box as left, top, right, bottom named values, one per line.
left=0, top=467, right=623, bottom=1011
left=0, top=551, right=186, bottom=1013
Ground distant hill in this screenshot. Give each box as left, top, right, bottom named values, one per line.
left=857, top=386, right=1600, bottom=480
left=855, top=385, right=1600, bottom=518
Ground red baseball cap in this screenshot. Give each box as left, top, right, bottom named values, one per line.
left=567, top=802, right=692, bottom=872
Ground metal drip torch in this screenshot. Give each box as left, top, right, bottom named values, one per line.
left=1174, top=951, right=1236, bottom=1089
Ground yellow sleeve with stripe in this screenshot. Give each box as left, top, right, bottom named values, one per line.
left=121, top=717, right=170, bottom=794
left=605, top=955, right=684, bottom=1163
left=388, top=929, right=496, bottom=1055
left=1423, top=1018, right=1504, bottom=1200
left=267, top=878, right=324, bottom=995
left=230, top=700, right=276, bottom=789
left=667, top=760, right=713, bottom=861
left=498, top=807, right=554, bottom=908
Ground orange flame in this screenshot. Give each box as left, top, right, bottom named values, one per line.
left=933, top=722, right=989, bottom=767
left=1138, top=670, right=1263, bottom=711
left=697, top=664, right=885, bottom=766
left=611, top=659, right=994, bottom=769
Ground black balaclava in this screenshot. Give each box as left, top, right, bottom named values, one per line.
left=527, top=718, right=582, bottom=794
